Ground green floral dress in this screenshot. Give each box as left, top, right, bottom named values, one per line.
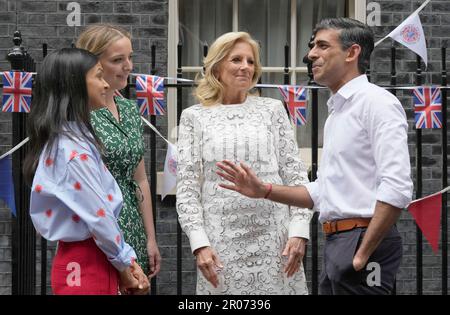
left=90, top=97, right=149, bottom=274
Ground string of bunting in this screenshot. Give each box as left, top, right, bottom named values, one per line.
left=1, top=0, right=447, bottom=254
left=1, top=112, right=448, bottom=253
left=1, top=71, right=446, bottom=129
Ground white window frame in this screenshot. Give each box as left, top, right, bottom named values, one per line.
left=167, top=0, right=179, bottom=144
left=167, top=0, right=366, bottom=139
left=161, top=0, right=366, bottom=194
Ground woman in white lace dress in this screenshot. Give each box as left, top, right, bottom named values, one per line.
left=176, top=32, right=313, bottom=295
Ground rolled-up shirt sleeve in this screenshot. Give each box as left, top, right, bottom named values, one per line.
left=56, top=153, right=136, bottom=272
left=368, top=101, right=413, bottom=209
left=304, top=179, right=320, bottom=212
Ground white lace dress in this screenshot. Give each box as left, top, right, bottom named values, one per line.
left=176, top=96, right=313, bottom=295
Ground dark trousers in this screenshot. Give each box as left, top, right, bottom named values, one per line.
left=319, top=225, right=402, bottom=295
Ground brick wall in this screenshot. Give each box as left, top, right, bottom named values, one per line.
left=0, top=0, right=179, bottom=295
left=370, top=0, right=450, bottom=294
left=1, top=0, right=449, bottom=295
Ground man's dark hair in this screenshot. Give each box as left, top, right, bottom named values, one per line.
left=313, top=17, right=374, bottom=74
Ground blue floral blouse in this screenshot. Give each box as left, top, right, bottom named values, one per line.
left=29, top=123, right=136, bottom=271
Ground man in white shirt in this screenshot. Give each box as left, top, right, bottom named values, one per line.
left=217, top=17, right=413, bottom=294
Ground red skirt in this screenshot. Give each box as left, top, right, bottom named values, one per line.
left=51, top=238, right=119, bottom=295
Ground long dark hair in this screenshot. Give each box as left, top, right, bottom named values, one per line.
left=23, top=48, right=103, bottom=184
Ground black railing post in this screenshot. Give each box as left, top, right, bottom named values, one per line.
left=149, top=43, right=158, bottom=295
left=176, top=41, right=183, bottom=295
left=389, top=45, right=397, bottom=295
left=281, top=43, right=290, bottom=116
left=441, top=46, right=448, bottom=295
left=284, top=43, right=289, bottom=85
left=9, top=30, right=36, bottom=295
left=390, top=45, right=397, bottom=96
left=305, top=52, right=319, bottom=295
left=415, top=55, right=423, bottom=295
left=8, top=32, right=25, bottom=70
left=124, top=75, right=131, bottom=99
left=40, top=43, right=48, bottom=296
left=201, top=42, right=208, bottom=76
left=203, top=44, right=208, bottom=69
left=255, top=40, right=262, bottom=95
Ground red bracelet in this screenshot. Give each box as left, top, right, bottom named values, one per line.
left=263, top=183, right=272, bottom=199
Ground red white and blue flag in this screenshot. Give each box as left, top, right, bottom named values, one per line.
left=136, top=75, right=165, bottom=116
left=1, top=71, right=33, bottom=113
left=407, top=186, right=450, bottom=254
left=278, top=85, right=307, bottom=126
left=413, top=86, right=442, bottom=129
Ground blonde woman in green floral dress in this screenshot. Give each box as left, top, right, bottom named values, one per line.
left=76, top=24, right=161, bottom=278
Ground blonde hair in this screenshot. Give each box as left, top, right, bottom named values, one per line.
left=76, top=23, right=131, bottom=56
left=194, top=32, right=262, bottom=106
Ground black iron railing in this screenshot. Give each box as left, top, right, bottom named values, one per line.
left=1, top=31, right=449, bottom=295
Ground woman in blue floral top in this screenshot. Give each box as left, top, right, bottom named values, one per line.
left=24, top=48, right=149, bottom=294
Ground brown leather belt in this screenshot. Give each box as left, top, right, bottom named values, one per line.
left=322, top=218, right=371, bottom=235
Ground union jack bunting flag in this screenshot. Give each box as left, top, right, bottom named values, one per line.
left=278, top=85, right=307, bottom=126
left=135, top=75, right=165, bottom=115
left=413, top=86, right=442, bottom=129
left=1, top=71, right=33, bottom=113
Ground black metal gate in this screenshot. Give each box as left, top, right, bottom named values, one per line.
left=2, top=31, right=448, bottom=295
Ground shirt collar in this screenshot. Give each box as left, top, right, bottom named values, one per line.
left=327, top=74, right=369, bottom=113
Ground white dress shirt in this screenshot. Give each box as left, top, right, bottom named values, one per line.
left=305, top=75, right=413, bottom=223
